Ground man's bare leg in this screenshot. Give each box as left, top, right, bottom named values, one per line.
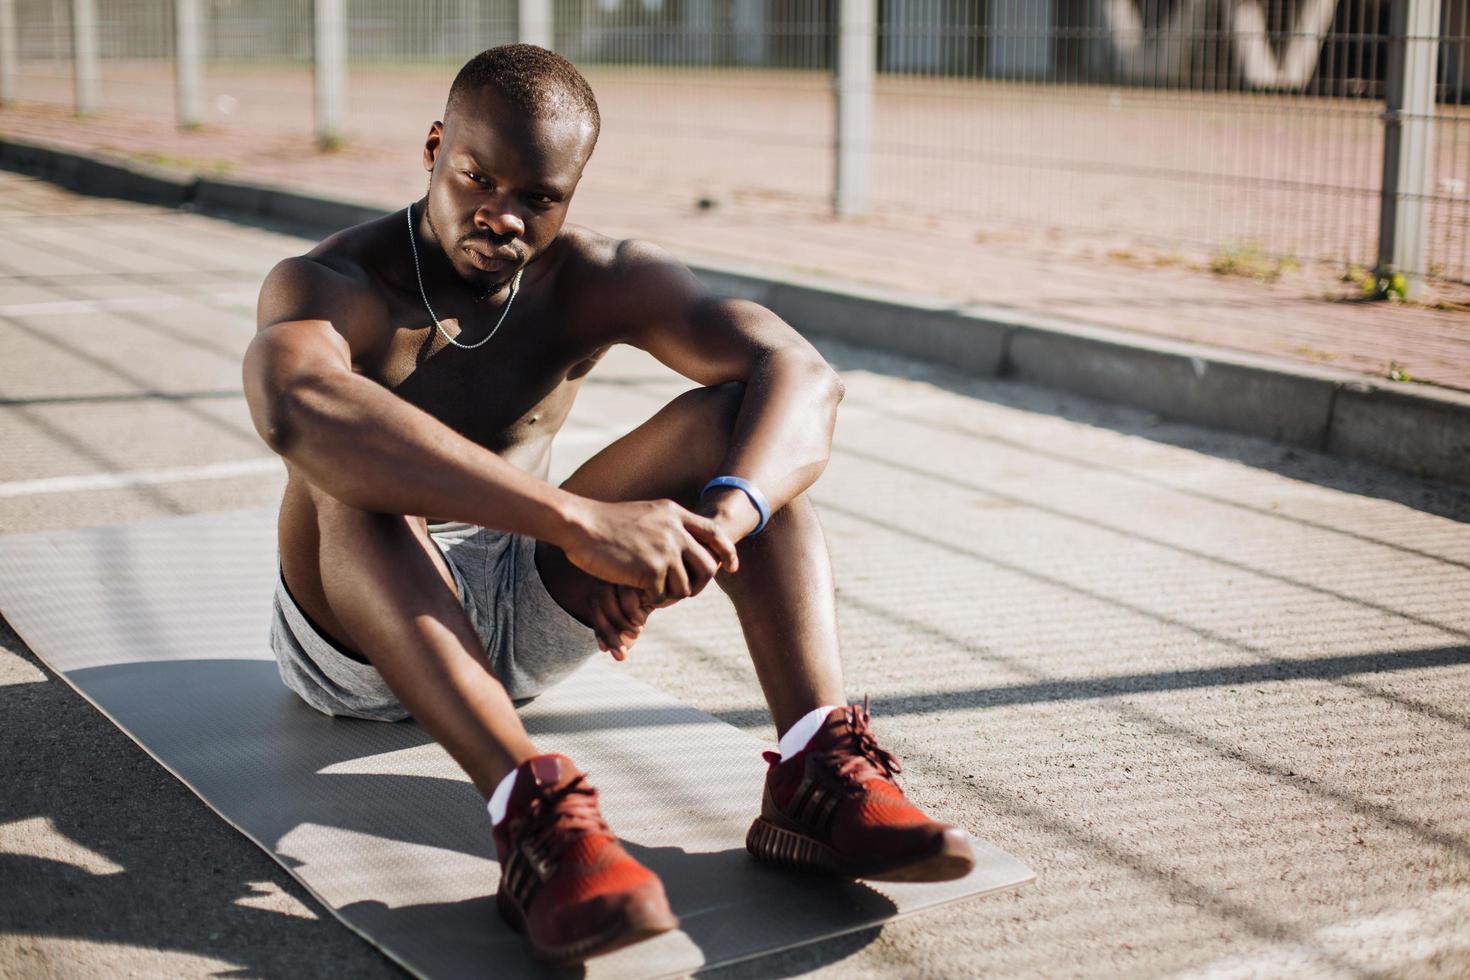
left=536, top=383, right=847, bottom=736
left=714, top=493, right=844, bottom=734
left=294, top=482, right=681, bottom=958
left=300, top=485, right=536, bottom=797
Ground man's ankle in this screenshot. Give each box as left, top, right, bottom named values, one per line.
left=777, top=704, right=843, bottom=760
left=487, top=766, right=521, bottom=825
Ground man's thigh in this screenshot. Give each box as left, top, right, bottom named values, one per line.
left=535, top=382, right=743, bottom=618
left=280, top=477, right=462, bottom=659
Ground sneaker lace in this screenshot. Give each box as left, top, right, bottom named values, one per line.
left=520, top=775, right=612, bottom=865
left=826, top=694, right=902, bottom=788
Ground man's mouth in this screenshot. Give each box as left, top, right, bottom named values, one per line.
left=463, top=244, right=519, bottom=271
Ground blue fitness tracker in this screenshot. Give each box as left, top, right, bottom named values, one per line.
left=700, top=476, right=771, bottom=536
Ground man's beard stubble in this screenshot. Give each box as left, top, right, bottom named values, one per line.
left=424, top=201, right=520, bottom=301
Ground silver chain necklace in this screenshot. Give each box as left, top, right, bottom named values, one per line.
left=406, top=203, right=523, bottom=351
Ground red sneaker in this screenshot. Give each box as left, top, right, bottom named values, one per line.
left=493, top=755, right=677, bottom=963
left=747, top=699, right=975, bottom=882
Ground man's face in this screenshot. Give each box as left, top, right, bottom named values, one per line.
left=422, top=88, right=596, bottom=296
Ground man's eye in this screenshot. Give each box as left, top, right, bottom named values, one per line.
left=464, top=171, right=488, bottom=185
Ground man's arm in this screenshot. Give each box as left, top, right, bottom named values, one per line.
left=244, top=256, right=735, bottom=597
left=609, top=241, right=846, bottom=540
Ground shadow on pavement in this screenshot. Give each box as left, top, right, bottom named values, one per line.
left=0, top=635, right=884, bottom=978
left=0, top=639, right=405, bottom=977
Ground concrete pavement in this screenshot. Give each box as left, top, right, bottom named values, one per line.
left=3, top=172, right=1470, bottom=978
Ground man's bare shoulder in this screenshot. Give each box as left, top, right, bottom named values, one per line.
left=544, top=223, right=616, bottom=278
left=553, top=224, right=688, bottom=278
left=550, top=225, right=702, bottom=331
left=256, top=213, right=403, bottom=362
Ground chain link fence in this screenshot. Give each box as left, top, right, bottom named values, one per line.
left=0, top=1, right=1465, bottom=288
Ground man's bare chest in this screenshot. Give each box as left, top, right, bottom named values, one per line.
left=375, top=302, right=607, bottom=456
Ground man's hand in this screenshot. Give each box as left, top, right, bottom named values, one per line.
left=581, top=488, right=764, bottom=659
left=588, top=582, right=652, bottom=660
left=632, top=486, right=760, bottom=608
left=561, top=498, right=739, bottom=599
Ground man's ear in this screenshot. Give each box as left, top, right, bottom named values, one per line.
left=423, top=120, right=444, bottom=173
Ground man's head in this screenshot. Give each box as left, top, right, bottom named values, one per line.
left=421, top=45, right=600, bottom=296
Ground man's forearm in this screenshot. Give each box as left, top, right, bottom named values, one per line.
left=702, top=352, right=843, bottom=537
left=268, top=370, right=581, bottom=544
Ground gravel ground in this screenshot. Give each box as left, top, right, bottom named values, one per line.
left=3, top=172, right=1470, bottom=978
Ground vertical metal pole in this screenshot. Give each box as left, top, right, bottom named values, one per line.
left=834, top=0, right=876, bottom=217
left=686, top=0, right=715, bottom=64
left=313, top=0, right=346, bottom=148
left=1377, top=0, right=1443, bottom=298
left=733, top=0, right=766, bottom=66
left=0, top=0, right=18, bottom=107
left=71, top=0, right=98, bottom=117
left=175, top=0, right=203, bottom=129
left=990, top=0, right=1056, bottom=78
left=518, top=0, right=552, bottom=49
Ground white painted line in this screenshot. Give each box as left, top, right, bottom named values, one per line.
left=0, top=458, right=283, bottom=498
left=0, top=290, right=257, bottom=318
left=0, top=428, right=632, bottom=500
left=0, top=295, right=182, bottom=317
left=0, top=414, right=643, bottom=502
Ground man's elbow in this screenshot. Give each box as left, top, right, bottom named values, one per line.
left=803, top=355, right=844, bottom=411
left=826, top=367, right=846, bottom=406
left=244, top=385, right=297, bottom=457
left=774, top=347, right=843, bottom=402
left=246, top=373, right=328, bottom=458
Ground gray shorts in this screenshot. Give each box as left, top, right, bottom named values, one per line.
left=270, top=521, right=597, bottom=722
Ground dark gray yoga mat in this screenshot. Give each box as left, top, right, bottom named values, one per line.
left=0, top=510, right=1033, bottom=978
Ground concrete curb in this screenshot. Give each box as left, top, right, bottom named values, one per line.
left=0, top=138, right=194, bottom=208
left=193, top=176, right=385, bottom=235
left=4, top=134, right=1466, bottom=487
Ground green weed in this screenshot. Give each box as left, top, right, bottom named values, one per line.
left=1208, top=244, right=1298, bottom=283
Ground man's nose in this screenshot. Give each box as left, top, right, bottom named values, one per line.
left=475, top=199, right=525, bottom=241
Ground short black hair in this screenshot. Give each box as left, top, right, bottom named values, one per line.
left=446, top=44, right=600, bottom=141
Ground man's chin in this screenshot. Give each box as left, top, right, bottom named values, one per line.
left=454, top=262, right=516, bottom=299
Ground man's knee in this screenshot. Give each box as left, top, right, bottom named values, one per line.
left=668, top=380, right=745, bottom=456
left=669, top=380, right=745, bottom=430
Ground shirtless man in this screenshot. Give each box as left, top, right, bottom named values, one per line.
left=244, top=45, right=974, bottom=964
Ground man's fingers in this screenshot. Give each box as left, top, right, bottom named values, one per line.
left=599, top=587, right=633, bottom=635
left=665, top=552, right=693, bottom=600
left=687, top=517, right=739, bottom=574
left=683, top=543, right=720, bottom=596
left=595, top=587, right=645, bottom=658
left=589, top=603, right=619, bottom=658
left=616, top=586, right=648, bottom=627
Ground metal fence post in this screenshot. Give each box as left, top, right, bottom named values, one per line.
left=71, top=0, right=98, bottom=117
left=313, top=0, right=346, bottom=148
left=175, top=0, right=203, bottom=129
left=1377, top=0, right=1443, bottom=299
left=990, top=0, right=1056, bottom=79
left=733, top=0, right=766, bottom=66
left=686, top=0, right=715, bottom=63
left=0, top=0, right=17, bottom=107
left=518, top=0, right=552, bottom=50
left=834, top=0, right=876, bottom=217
